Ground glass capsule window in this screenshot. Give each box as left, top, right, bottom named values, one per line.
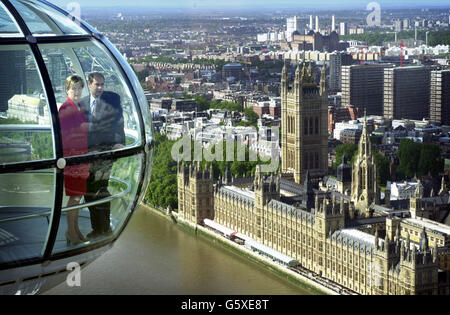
left=0, top=169, right=55, bottom=264
left=39, top=39, right=142, bottom=150
left=0, top=2, right=22, bottom=36
left=9, top=0, right=88, bottom=36
left=0, top=0, right=153, bottom=268
left=0, top=44, right=55, bottom=164
left=52, top=154, right=143, bottom=254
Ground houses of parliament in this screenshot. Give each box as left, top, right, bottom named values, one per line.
left=177, top=61, right=450, bottom=295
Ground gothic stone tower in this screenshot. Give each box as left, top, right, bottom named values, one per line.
left=281, top=61, right=328, bottom=184
left=177, top=162, right=214, bottom=224
left=351, top=113, right=379, bottom=216
left=254, top=165, right=281, bottom=242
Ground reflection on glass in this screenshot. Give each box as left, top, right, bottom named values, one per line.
left=59, top=75, right=89, bottom=246
left=0, top=2, right=22, bottom=37
left=0, top=169, right=55, bottom=264
left=40, top=40, right=141, bottom=150
left=9, top=0, right=87, bottom=36
left=52, top=154, right=143, bottom=254
left=0, top=45, right=54, bottom=164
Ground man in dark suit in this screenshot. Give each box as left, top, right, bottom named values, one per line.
left=79, top=72, right=125, bottom=238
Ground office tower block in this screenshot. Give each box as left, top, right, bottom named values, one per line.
left=0, top=50, right=26, bottom=112
left=281, top=62, right=328, bottom=184
left=286, top=16, right=300, bottom=41
left=383, top=66, right=431, bottom=121
left=430, top=70, right=450, bottom=126
left=339, top=22, right=347, bottom=35
left=329, top=52, right=354, bottom=93
left=341, top=64, right=391, bottom=116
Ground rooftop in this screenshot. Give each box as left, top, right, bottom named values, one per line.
left=404, top=218, right=450, bottom=236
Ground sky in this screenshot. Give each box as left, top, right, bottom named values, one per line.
left=49, top=0, right=450, bottom=10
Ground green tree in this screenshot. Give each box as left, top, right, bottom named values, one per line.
left=194, top=95, right=210, bottom=111
left=244, top=107, right=259, bottom=124
left=334, top=143, right=358, bottom=169
left=418, top=143, right=444, bottom=177
left=373, top=151, right=390, bottom=187
left=210, top=100, right=243, bottom=112
left=396, top=139, right=443, bottom=179
left=144, top=133, right=178, bottom=210
left=397, top=139, right=423, bottom=179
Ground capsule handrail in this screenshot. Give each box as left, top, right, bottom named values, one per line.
left=0, top=176, right=132, bottom=224
left=0, top=125, right=140, bottom=148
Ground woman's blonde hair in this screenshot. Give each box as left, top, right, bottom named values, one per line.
left=65, top=74, right=85, bottom=93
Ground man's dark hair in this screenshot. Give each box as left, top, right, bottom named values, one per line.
left=88, top=72, right=105, bottom=84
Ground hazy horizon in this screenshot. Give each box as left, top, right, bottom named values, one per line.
left=49, top=0, right=450, bottom=11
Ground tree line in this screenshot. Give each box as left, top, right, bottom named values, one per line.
left=334, top=139, right=444, bottom=187
left=144, top=133, right=276, bottom=211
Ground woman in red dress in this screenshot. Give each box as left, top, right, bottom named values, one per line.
left=59, top=75, right=90, bottom=245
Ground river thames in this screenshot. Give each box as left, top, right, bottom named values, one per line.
left=45, top=205, right=315, bottom=295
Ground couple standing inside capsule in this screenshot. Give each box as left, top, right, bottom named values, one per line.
left=59, top=72, right=125, bottom=245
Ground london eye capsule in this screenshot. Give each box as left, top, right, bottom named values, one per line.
left=0, top=0, right=153, bottom=294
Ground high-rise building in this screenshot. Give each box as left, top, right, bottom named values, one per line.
left=286, top=16, right=300, bottom=41
left=0, top=50, right=26, bottom=112
left=339, top=22, right=347, bottom=36
left=329, top=52, right=354, bottom=93
left=430, top=70, right=450, bottom=126
left=394, top=19, right=402, bottom=33
left=383, top=66, right=431, bottom=121
left=281, top=62, right=328, bottom=184
left=341, top=64, right=392, bottom=116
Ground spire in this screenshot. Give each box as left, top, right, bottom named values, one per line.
left=406, top=231, right=410, bottom=251
left=375, top=227, right=379, bottom=250
left=395, top=224, right=400, bottom=242
left=276, top=173, right=280, bottom=192
left=439, top=176, right=447, bottom=196
left=356, top=109, right=373, bottom=168
left=301, top=62, right=308, bottom=81
left=401, top=240, right=405, bottom=259
left=385, top=234, right=390, bottom=252
left=282, top=59, right=288, bottom=80
left=420, top=227, right=429, bottom=251
left=295, top=62, right=302, bottom=82
left=433, top=242, right=438, bottom=263
left=254, top=164, right=262, bottom=188
left=414, top=180, right=423, bottom=198
left=320, top=63, right=327, bottom=95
